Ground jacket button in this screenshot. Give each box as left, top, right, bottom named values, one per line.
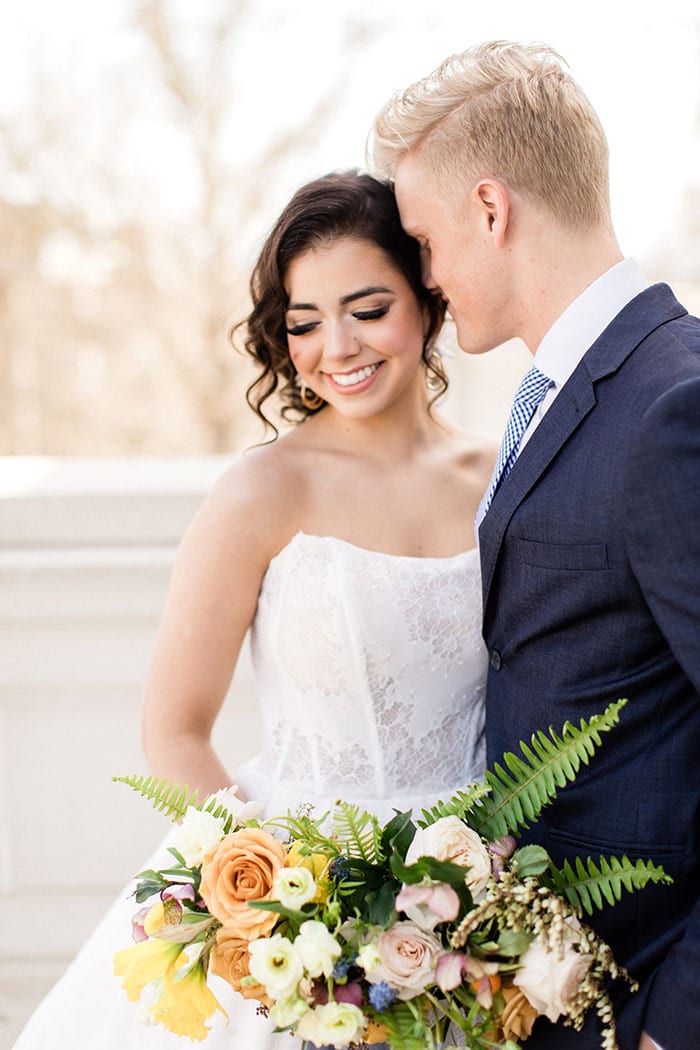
left=490, top=649, right=502, bottom=671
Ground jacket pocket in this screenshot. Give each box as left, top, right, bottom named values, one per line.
left=514, top=537, right=608, bottom=571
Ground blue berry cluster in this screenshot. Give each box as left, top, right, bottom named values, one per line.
left=368, top=981, right=397, bottom=1012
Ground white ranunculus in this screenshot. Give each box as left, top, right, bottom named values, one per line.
left=513, top=940, right=593, bottom=1023
left=269, top=994, right=311, bottom=1029
left=300, top=1002, right=365, bottom=1049
left=273, top=866, right=317, bottom=910
left=172, top=806, right=227, bottom=866
left=356, top=941, right=382, bottom=974
left=294, top=920, right=342, bottom=978
left=406, top=816, right=492, bottom=900
left=248, top=935, right=304, bottom=999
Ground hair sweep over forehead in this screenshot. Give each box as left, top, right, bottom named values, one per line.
left=231, top=169, right=446, bottom=435
left=369, top=40, right=611, bottom=230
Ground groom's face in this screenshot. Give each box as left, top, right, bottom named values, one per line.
left=394, top=153, right=514, bottom=355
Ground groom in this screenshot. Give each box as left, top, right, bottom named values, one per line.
left=370, top=42, right=700, bottom=1050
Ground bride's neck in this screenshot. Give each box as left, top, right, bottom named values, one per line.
left=320, top=403, right=446, bottom=466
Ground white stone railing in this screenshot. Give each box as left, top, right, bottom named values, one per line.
left=0, top=456, right=260, bottom=1043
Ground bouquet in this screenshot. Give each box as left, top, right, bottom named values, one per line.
left=114, top=699, right=670, bottom=1049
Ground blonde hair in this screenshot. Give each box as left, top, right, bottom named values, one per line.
left=369, top=41, right=611, bottom=229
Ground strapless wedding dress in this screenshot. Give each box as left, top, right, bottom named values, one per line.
left=12, top=532, right=487, bottom=1049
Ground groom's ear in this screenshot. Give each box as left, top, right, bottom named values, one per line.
left=472, top=179, right=510, bottom=247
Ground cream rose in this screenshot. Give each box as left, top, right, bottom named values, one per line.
left=365, top=921, right=441, bottom=1000
left=406, top=816, right=492, bottom=900
left=199, top=826, right=287, bottom=939
left=513, top=940, right=593, bottom=1023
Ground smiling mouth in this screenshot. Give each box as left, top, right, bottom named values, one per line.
left=328, top=362, right=382, bottom=388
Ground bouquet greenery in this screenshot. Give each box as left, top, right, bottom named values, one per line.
left=114, top=699, right=670, bottom=1049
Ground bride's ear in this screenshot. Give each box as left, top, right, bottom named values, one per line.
left=473, top=179, right=510, bottom=247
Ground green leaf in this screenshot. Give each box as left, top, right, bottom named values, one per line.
left=469, top=699, right=629, bottom=840
left=389, top=853, right=473, bottom=890
left=381, top=810, right=416, bottom=859
left=496, top=928, right=533, bottom=957
left=550, top=853, right=672, bottom=916
left=511, top=844, right=551, bottom=877
left=368, top=880, right=399, bottom=926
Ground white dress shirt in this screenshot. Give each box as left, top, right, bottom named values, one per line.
left=518, top=257, right=650, bottom=453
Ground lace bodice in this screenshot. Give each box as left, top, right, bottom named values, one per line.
left=236, top=532, right=487, bottom=821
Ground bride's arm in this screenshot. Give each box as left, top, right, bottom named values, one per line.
left=141, top=452, right=292, bottom=797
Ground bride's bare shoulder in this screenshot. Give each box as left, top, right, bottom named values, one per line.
left=203, top=429, right=314, bottom=547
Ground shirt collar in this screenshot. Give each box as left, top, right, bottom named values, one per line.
left=533, top=258, right=650, bottom=389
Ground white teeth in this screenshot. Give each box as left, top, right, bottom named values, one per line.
left=330, top=363, right=380, bottom=387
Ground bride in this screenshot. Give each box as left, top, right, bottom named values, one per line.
left=12, top=170, right=494, bottom=1048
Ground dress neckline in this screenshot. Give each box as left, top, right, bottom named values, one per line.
left=269, top=530, right=480, bottom=568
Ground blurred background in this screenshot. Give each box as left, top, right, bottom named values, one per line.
left=1, top=0, right=699, bottom=1045
left=2, top=0, right=699, bottom=455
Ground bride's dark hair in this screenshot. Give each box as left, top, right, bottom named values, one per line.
left=231, top=169, right=447, bottom=433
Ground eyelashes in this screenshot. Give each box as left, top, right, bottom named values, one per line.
left=286, top=305, right=390, bottom=337
left=286, top=322, right=318, bottom=337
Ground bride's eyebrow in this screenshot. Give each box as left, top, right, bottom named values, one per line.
left=340, top=285, right=393, bottom=305
left=286, top=285, right=395, bottom=312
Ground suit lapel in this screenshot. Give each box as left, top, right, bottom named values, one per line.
left=479, top=368, right=596, bottom=613
left=478, top=283, right=687, bottom=616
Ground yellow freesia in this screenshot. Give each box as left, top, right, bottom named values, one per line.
left=151, top=961, right=227, bottom=1041
left=113, top=937, right=182, bottom=1002
left=144, top=901, right=166, bottom=936
left=286, top=841, right=330, bottom=903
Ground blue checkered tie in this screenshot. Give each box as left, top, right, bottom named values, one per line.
left=476, top=366, right=553, bottom=527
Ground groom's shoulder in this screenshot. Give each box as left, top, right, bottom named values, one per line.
left=636, top=282, right=700, bottom=353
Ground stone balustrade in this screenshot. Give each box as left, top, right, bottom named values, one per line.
left=0, top=456, right=260, bottom=1045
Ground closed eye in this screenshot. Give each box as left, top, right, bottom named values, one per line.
left=353, top=306, right=389, bottom=322
left=286, top=321, right=319, bottom=337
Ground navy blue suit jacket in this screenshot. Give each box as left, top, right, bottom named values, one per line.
left=479, top=285, right=700, bottom=1050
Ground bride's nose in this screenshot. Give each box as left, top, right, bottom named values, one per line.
left=323, top=319, right=361, bottom=364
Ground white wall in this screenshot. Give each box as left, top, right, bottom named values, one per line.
left=0, top=457, right=261, bottom=1046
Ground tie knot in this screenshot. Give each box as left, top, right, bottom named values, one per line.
left=514, top=366, right=552, bottom=409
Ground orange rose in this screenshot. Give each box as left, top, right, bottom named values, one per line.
left=209, top=928, right=272, bottom=1008
left=497, top=978, right=538, bottom=1043
left=200, top=826, right=286, bottom=940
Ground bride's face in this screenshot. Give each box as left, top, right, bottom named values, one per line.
left=284, top=236, right=429, bottom=420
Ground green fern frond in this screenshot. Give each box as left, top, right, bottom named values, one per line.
left=263, top=812, right=342, bottom=858
left=470, top=699, right=627, bottom=840
left=331, top=801, right=383, bottom=862
left=379, top=1000, right=432, bottom=1050
left=417, top=782, right=491, bottom=828
left=550, top=854, right=673, bottom=916
left=113, top=774, right=234, bottom=831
